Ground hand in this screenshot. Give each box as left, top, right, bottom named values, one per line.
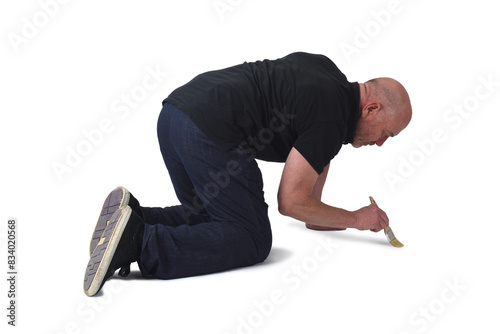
left=353, top=203, right=389, bottom=232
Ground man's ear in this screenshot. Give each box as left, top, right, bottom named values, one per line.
left=361, top=102, right=381, bottom=117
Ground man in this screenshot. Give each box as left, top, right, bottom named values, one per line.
left=83, top=52, right=412, bottom=296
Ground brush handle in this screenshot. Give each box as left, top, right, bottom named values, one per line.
left=369, top=196, right=390, bottom=230
left=370, top=197, right=403, bottom=247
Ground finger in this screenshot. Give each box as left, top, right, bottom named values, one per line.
left=379, top=209, right=390, bottom=228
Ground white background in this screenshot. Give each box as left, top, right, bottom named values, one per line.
left=1, top=0, right=499, bottom=333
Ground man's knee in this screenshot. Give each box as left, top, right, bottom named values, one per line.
left=256, top=233, right=272, bottom=263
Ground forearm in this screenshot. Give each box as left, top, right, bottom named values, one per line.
left=280, top=195, right=356, bottom=229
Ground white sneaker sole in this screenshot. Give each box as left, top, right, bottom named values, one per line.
left=84, top=206, right=132, bottom=297
left=89, top=187, right=130, bottom=255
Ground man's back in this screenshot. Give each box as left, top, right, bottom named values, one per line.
left=164, top=52, right=360, bottom=174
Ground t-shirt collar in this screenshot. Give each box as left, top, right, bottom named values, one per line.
left=344, top=82, right=360, bottom=144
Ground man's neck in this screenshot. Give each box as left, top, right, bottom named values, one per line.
left=358, top=83, right=368, bottom=115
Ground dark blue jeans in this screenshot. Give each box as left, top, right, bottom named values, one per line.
left=137, top=102, right=272, bottom=279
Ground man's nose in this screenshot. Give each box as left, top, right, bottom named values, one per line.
left=376, top=135, right=388, bottom=146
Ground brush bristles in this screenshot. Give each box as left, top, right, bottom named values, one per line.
left=385, top=227, right=404, bottom=248
left=389, top=238, right=404, bottom=248
left=370, top=197, right=404, bottom=248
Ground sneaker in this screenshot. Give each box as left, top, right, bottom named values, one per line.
left=89, top=186, right=141, bottom=277
left=89, top=186, right=141, bottom=254
left=83, top=205, right=144, bottom=297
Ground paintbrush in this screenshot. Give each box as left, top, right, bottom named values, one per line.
left=369, top=196, right=404, bottom=248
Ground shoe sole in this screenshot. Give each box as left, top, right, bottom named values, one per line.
left=84, top=206, right=132, bottom=297
left=89, top=187, right=130, bottom=256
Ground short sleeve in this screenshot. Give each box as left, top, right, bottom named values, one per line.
left=293, top=121, right=343, bottom=175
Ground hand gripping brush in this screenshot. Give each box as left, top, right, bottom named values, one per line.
left=369, top=196, right=404, bottom=248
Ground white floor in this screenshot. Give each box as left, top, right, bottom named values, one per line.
left=2, top=1, right=499, bottom=333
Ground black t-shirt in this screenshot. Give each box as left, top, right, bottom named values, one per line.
left=164, top=52, right=359, bottom=175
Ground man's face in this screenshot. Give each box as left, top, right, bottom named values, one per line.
left=352, top=110, right=398, bottom=148
left=352, top=124, right=393, bottom=148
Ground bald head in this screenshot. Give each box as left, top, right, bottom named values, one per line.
left=352, top=77, right=412, bottom=148
left=365, top=77, right=412, bottom=121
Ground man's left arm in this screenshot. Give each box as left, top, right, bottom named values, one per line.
left=304, top=163, right=347, bottom=230
left=278, top=147, right=356, bottom=230
left=277, top=147, right=388, bottom=232
left=306, top=164, right=345, bottom=231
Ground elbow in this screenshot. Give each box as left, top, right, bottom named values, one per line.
left=278, top=188, right=312, bottom=219
left=278, top=201, right=289, bottom=216
left=278, top=196, right=295, bottom=217
left=277, top=195, right=287, bottom=216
